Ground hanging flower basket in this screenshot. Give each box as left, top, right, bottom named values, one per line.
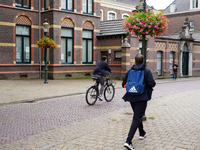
left=122, top=10, right=169, bottom=38
left=37, top=37, right=58, bottom=49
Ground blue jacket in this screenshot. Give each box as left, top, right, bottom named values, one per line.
left=122, top=64, right=156, bottom=102
left=93, top=60, right=111, bottom=76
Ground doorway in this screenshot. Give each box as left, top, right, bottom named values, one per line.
left=182, top=44, right=189, bottom=76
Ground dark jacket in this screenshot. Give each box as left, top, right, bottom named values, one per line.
left=122, top=63, right=156, bottom=102
left=93, top=60, right=111, bottom=76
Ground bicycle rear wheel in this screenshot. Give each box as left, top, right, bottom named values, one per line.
left=104, top=84, right=115, bottom=102
left=86, top=86, right=98, bottom=105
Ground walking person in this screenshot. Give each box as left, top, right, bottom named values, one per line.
left=92, top=56, right=111, bottom=101
left=172, top=61, right=179, bottom=80
left=122, top=54, right=156, bottom=150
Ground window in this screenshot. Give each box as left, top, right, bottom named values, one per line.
left=82, top=30, right=93, bottom=64
left=109, top=13, right=115, bottom=20
left=100, top=10, right=103, bottom=21
left=16, top=25, right=31, bottom=63
left=15, top=0, right=30, bottom=8
left=192, top=0, right=198, bottom=8
left=157, top=51, right=163, bottom=76
left=61, top=0, right=73, bottom=11
left=107, top=11, right=116, bottom=20
left=122, top=14, right=129, bottom=19
left=190, top=22, right=194, bottom=31
left=114, top=51, right=122, bottom=59
left=169, top=52, right=175, bottom=75
left=139, top=41, right=142, bottom=54
left=61, top=28, right=74, bottom=64
left=83, top=0, right=93, bottom=14
left=44, top=0, right=49, bottom=10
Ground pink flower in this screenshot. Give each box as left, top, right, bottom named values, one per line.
left=136, top=18, right=139, bottom=21
left=139, top=22, right=143, bottom=25
left=140, top=29, right=143, bottom=32
left=145, top=31, right=149, bottom=34
left=148, top=25, right=151, bottom=28
left=153, top=30, right=155, bottom=33
left=146, top=19, right=148, bottom=21
left=150, top=22, right=153, bottom=25
left=144, top=24, right=147, bottom=27
left=146, top=9, right=149, bottom=13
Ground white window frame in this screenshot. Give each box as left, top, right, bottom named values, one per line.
left=122, top=13, right=129, bottom=19
left=100, top=9, right=103, bottom=21
left=107, top=10, right=116, bottom=20
left=190, top=0, right=200, bottom=9
left=190, top=21, right=194, bottom=31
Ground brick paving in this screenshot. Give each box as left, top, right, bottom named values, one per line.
left=0, top=77, right=200, bottom=150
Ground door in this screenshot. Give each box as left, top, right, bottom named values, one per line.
left=101, top=51, right=108, bottom=63
left=182, top=52, right=189, bottom=76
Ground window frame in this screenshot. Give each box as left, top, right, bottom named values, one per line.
left=82, top=29, right=93, bottom=64
left=107, top=10, right=116, bottom=20
left=15, top=24, right=31, bottom=64
left=100, top=9, right=103, bottom=21
left=44, top=0, right=49, bottom=10
left=61, top=0, right=74, bottom=12
left=61, top=27, right=74, bottom=64
left=15, top=0, right=31, bottom=9
left=83, top=0, right=93, bottom=15
left=190, top=21, right=194, bottom=31
left=122, top=13, right=129, bottom=19
left=157, top=51, right=163, bottom=76
left=114, top=51, right=122, bottom=59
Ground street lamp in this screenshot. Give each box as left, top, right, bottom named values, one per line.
left=135, top=0, right=154, bottom=121
left=43, top=19, right=50, bottom=84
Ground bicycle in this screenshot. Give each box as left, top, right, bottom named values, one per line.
left=86, top=77, right=115, bottom=106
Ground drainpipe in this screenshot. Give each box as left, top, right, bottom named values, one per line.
left=39, top=0, right=41, bottom=78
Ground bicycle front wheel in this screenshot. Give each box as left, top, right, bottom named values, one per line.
left=86, top=86, right=98, bottom=106
left=104, top=84, right=115, bottom=102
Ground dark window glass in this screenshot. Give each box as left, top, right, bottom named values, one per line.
left=16, top=0, right=30, bottom=8
left=16, top=25, right=31, bottom=63
left=82, top=30, right=93, bottom=64
left=61, top=0, right=73, bottom=11
left=61, top=28, right=74, bottom=64
left=83, top=0, right=93, bottom=15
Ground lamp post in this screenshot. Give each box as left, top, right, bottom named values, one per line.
left=135, top=0, right=154, bottom=121
left=43, top=19, right=50, bottom=84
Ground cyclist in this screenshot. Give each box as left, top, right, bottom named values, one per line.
left=92, top=56, right=111, bottom=101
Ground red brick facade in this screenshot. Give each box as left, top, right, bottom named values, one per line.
left=1, top=1, right=200, bottom=80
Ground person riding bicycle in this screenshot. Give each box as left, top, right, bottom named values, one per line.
left=92, top=56, right=111, bottom=101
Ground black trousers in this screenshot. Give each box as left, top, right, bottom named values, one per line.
left=173, top=71, right=177, bottom=79
left=126, top=101, right=147, bottom=144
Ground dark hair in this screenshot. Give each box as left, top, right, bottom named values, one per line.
left=135, top=54, right=144, bottom=64
left=101, top=56, right=107, bottom=61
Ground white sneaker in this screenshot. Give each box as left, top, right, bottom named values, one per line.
left=139, top=132, right=147, bottom=140
left=124, top=143, right=134, bottom=150
left=98, top=95, right=103, bottom=101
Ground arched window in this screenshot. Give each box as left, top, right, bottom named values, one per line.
left=122, top=13, right=129, bottom=19
left=15, top=15, right=32, bottom=63
left=82, top=21, right=94, bottom=64
left=100, top=9, right=103, bottom=21
left=107, top=11, right=116, bottom=20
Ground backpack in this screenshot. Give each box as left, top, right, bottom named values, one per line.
left=126, top=69, right=146, bottom=95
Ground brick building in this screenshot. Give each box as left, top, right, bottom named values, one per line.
left=0, top=0, right=200, bottom=80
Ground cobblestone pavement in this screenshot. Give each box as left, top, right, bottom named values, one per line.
left=0, top=77, right=200, bottom=150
